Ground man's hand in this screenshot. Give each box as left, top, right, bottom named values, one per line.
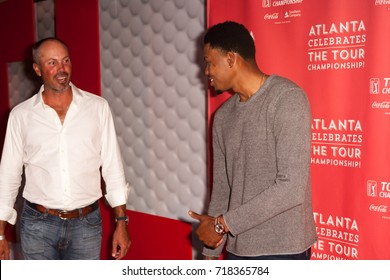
left=203, top=255, right=218, bottom=260
left=188, top=211, right=224, bottom=249
left=112, top=222, right=131, bottom=259
left=0, top=221, right=10, bottom=260
left=0, top=239, right=10, bottom=260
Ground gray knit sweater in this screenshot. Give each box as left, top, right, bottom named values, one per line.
left=204, top=75, right=317, bottom=257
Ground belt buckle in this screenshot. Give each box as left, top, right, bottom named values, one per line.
left=58, top=210, right=70, bottom=220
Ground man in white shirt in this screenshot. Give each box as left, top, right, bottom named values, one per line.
left=0, top=38, right=131, bottom=260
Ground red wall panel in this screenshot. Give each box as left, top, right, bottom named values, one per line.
left=55, top=0, right=101, bottom=95
left=0, top=0, right=35, bottom=62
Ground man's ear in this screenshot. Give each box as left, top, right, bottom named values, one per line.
left=227, top=51, right=236, bottom=68
left=33, top=63, right=42, bottom=77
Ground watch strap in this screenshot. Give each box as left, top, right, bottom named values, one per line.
left=115, top=216, right=129, bottom=224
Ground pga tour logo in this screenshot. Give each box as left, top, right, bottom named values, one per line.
left=367, top=180, right=377, bottom=197
left=262, top=0, right=271, bottom=7
left=370, top=78, right=380, bottom=94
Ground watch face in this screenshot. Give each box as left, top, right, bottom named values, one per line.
left=215, top=223, right=225, bottom=235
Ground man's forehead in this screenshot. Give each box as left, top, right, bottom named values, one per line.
left=38, top=42, right=69, bottom=59
left=203, top=44, right=225, bottom=57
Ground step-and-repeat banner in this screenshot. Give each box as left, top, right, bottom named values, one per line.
left=207, top=0, right=390, bottom=260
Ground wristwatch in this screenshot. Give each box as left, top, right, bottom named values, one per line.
left=115, top=216, right=129, bottom=224
left=214, top=216, right=226, bottom=235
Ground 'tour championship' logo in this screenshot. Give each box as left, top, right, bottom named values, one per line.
left=367, top=180, right=390, bottom=199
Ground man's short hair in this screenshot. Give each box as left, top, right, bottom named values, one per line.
left=32, top=37, right=69, bottom=64
left=204, top=21, right=256, bottom=60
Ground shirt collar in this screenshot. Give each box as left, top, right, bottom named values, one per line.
left=32, top=82, right=82, bottom=109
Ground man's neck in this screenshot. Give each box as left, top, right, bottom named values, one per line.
left=235, top=71, right=267, bottom=102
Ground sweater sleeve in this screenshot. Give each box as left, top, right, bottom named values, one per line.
left=202, top=114, right=231, bottom=257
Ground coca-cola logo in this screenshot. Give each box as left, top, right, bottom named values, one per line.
left=264, top=13, right=279, bottom=20
left=369, top=204, right=388, bottom=213
left=372, top=101, right=390, bottom=109
left=375, top=0, right=390, bottom=6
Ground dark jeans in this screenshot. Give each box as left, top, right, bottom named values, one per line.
left=227, top=248, right=311, bottom=260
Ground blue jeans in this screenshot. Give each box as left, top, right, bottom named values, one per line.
left=227, top=248, right=311, bottom=260
left=20, top=201, right=102, bottom=260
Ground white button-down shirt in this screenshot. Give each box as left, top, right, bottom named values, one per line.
left=0, top=83, right=129, bottom=224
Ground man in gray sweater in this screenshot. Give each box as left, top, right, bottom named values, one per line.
left=189, top=21, right=317, bottom=260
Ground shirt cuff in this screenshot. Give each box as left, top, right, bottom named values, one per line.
left=0, top=208, right=17, bottom=225
left=104, top=183, right=130, bottom=208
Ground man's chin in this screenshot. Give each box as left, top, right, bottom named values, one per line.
left=208, top=85, right=223, bottom=95
left=48, top=83, right=70, bottom=94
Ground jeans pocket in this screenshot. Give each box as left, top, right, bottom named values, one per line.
left=82, top=208, right=102, bottom=228
left=22, top=202, right=45, bottom=221
left=20, top=204, right=45, bottom=256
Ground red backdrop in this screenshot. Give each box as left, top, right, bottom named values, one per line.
left=207, top=0, right=390, bottom=260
